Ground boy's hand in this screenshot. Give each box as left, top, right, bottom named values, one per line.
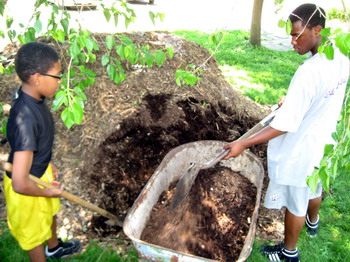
left=48, top=181, right=64, bottom=197
left=223, top=141, right=246, bottom=160
left=278, top=96, right=286, bottom=107
left=50, top=162, right=59, bottom=180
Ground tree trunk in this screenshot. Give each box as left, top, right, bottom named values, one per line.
left=250, top=0, right=264, bottom=47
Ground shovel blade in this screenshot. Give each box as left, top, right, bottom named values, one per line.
left=169, top=163, right=200, bottom=211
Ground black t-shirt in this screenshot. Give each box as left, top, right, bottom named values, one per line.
left=6, top=88, right=54, bottom=178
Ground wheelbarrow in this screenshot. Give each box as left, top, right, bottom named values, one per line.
left=123, top=140, right=264, bottom=261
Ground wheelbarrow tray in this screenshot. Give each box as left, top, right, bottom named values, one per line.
left=123, top=140, right=264, bottom=261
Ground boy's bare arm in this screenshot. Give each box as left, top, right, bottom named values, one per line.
left=223, top=126, right=286, bottom=159
left=11, top=151, right=63, bottom=197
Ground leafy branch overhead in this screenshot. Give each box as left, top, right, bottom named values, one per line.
left=0, top=0, right=170, bottom=129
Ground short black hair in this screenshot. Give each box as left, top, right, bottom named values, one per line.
left=289, top=3, right=326, bottom=29
left=15, top=42, right=60, bottom=83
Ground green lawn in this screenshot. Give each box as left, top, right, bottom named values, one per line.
left=173, top=30, right=306, bottom=105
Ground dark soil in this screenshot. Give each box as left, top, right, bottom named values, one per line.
left=0, top=31, right=285, bottom=257
left=141, top=167, right=257, bottom=261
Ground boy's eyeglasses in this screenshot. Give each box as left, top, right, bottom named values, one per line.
left=40, top=72, right=63, bottom=80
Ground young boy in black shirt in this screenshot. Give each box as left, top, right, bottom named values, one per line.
left=5, top=42, right=81, bottom=261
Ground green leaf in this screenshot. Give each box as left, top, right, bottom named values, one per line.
left=145, top=52, right=154, bottom=67
left=149, top=11, right=156, bottom=25
left=323, top=45, right=334, bottom=60
left=323, top=144, right=334, bottom=155
left=17, top=35, right=25, bottom=44
left=210, top=31, right=224, bottom=46
left=155, top=50, right=166, bottom=67
left=70, top=41, right=80, bottom=57
left=74, top=87, right=88, bottom=101
left=318, top=167, right=330, bottom=193
left=61, top=108, right=75, bottom=129
left=52, top=3, right=59, bottom=14
left=52, top=91, right=68, bottom=110
left=60, top=18, right=69, bottom=34
left=34, top=19, right=42, bottom=33
left=101, top=54, right=110, bottom=66
left=6, top=17, right=13, bottom=29
left=103, top=8, right=111, bottom=22
left=53, top=29, right=65, bottom=42
left=85, top=38, right=95, bottom=52
left=320, top=27, right=331, bottom=38
left=285, top=19, right=292, bottom=35
left=116, top=45, right=125, bottom=59
left=166, top=47, right=174, bottom=59
left=331, top=157, right=338, bottom=179
left=124, top=45, right=132, bottom=59
left=335, top=33, right=350, bottom=58
left=107, top=64, right=116, bottom=81
left=114, top=66, right=125, bottom=84
left=73, top=96, right=84, bottom=109
left=306, top=171, right=319, bottom=194
left=120, top=35, right=133, bottom=46
left=278, top=19, right=286, bottom=28
left=176, top=77, right=182, bottom=87
left=113, top=13, right=119, bottom=27
left=106, top=35, right=114, bottom=50
left=331, top=131, right=339, bottom=142
left=158, top=13, right=165, bottom=22
left=24, top=28, right=36, bottom=42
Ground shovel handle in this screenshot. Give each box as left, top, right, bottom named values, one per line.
left=3, top=162, right=123, bottom=227
left=201, top=105, right=280, bottom=169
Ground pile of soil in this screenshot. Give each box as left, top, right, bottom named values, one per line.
left=141, top=167, right=257, bottom=261
left=0, top=31, right=285, bottom=255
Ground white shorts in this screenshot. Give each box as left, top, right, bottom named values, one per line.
left=264, top=180, right=322, bottom=217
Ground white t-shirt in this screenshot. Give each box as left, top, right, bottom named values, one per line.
left=267, top=49, right=349, bottom=187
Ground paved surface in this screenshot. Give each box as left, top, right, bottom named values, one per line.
left=0, top=0, right=347, bottom=51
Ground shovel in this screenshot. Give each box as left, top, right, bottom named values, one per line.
left=3, top=162, right=123, bottom=227
left=169, top=105, right=280, bottom=211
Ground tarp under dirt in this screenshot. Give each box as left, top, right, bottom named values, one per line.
left=0, top=31, right=283, bottom=249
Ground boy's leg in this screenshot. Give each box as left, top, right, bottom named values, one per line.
left=44, top=216, right=81, bottom=258
left=46, top=216, right=59, bottom=249
left=307, top=196, right=322, bottom=222
left=284, top=209, right=305, bottom=251
left=28, top=245, right=46, bottom=262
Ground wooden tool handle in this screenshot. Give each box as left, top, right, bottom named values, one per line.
left=3, top=162, right=123, bottom=227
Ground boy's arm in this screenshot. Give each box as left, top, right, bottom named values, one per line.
left=223, top=126, right=285, bottom=159
left=12, top=151, right=63, bottom=197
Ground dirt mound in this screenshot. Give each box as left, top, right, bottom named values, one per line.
left=0, top=31, right=284, bottom=250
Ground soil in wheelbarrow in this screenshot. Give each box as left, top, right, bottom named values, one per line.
left=141, top=166, right=257, bottom=261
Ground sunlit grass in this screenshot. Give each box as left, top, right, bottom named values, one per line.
left=0, top=219, right=138, bottom=262
left=173, top=30, right=306, bottom=105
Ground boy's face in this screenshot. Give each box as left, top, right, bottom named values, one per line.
left=37, top=61, right=62, bottom=98
left=290, top=20, right=322, bottom=56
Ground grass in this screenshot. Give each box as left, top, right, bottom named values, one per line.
left=1, top=30, right=349, bottom=261
left=173, top=30, right=306, bottom=104
left=0, top=221, right=139, bottom=262
left=247, top=169, right=350, bottom=261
